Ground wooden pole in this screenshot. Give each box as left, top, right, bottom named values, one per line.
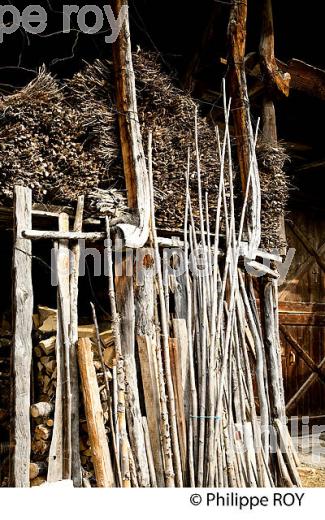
left=77, top=338, right=115, bottom=487
left=112, top=0, right=150, bottom=248
left=69, top=196, right=84, bottom=487
left=148, top=131, right=183, bottom=486
left=47, top=214, right=70, bottom=483
left=227, top=0, right=250, bottom=192
left=259, top=0, right=288, bottom=251
left=11, top=185, right=33, bottom=487
left=105, top=218, right=131, bottom=487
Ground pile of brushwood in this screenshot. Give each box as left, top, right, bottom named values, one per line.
left=0, top=52, right=288, bottom=248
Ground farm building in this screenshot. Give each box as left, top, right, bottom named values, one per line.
left=0, top=0, right=324, bottom=487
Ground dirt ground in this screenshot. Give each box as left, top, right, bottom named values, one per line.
left=298, top=465, right=325, bottom=487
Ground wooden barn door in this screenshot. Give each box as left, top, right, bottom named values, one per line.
left=279, top=210, right=325, bottom=419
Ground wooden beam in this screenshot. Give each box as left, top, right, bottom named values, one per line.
left=112, top=0, right=150, bottom=248
left=77, top=338, right=115, bottom=487
left=259, top=0, right=291, bottom=97
left=11, top=186, right=33, bottom=487
left=227, top=0, right=251, bottom=191
left=22, top=230, right=105, bottom=241
left=247, top=55, right=325, bottom=101
left=281, top=58, right=325, bottom=101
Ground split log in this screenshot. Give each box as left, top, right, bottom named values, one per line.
left=77, top=338, right=115, bottom=487
left=11, top=185, right=33, bottom=487
left=39, top=336, right=56, bottom=355
left=30, top=476, right=46, bottom=487
left=31, top=439, right=50, bottom=456
left=29, top=462, right=47, bottom=480
left=31, top=402, right=54, bottom=419
left=35, top=425, right=51, bottom=441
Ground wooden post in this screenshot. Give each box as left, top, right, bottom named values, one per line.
left=78, top=338, right=115, bottom=487
left=112, top=0, right=150, bottom=248
left=11, top=185, right=33, bottom=487
left=69, top=196, right=84, bottom=487
left=259, top=0, right=288, bottom=251
left=115, top=255, right=150, bottom=487
left=227, top=0, right=250, bottom=191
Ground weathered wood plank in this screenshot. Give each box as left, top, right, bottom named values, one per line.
left=11, top=185, right=33, bottom=487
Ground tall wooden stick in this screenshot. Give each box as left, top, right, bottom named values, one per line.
left=69, top=195, right=84, bottom=487
left=148, top=131, right=183, bottom=486
left=11, top=185, right=33, bottom=487
left=105, top=218, right=130, bottom=487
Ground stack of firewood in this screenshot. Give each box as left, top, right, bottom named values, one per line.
left=29, top=305, right=115, bottom=487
